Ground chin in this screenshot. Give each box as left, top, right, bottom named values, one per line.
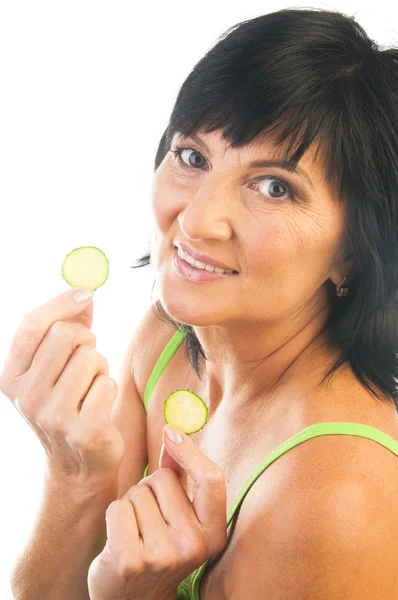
left=158, top=292, right=228, bottom=329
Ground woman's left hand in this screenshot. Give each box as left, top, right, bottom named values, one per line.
left=87, top=424, right=228, bottom=600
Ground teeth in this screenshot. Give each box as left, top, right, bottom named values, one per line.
left=177, top=247, right=234, bottom=274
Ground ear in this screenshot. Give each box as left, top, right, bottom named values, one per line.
left=330, top=250, right=357, bottom=287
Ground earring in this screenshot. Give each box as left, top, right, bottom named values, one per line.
left=336, top=276, right=349, bottom=297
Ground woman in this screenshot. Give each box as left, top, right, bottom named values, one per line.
left=128, top=6, right=398, bottom=598
left=6, top=7, right=398, bottom=600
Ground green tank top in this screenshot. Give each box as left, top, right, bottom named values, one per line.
left=140, top=326, right=398, bottom=600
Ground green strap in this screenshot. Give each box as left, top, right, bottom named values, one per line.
left=143, top=325, right=187, bottom=413
left=225, top=421, right=398, bottom=525
left=141, top=326, right=187, bottom=480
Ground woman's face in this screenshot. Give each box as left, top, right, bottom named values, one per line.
left=150, top=127, right=352, bottom=328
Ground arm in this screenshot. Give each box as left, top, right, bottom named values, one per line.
left=11, top=477, right=117, bottom=600
left=10, top=305, right=153, bottom=600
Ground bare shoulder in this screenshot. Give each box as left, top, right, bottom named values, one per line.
left=282, top=367, right=398, bottom=491
left=209, top=399, right=398, bottom=599
left=203, top=380, right=398, bottom=598
left=261, top=388, right=398, bottom=512
left=234, top=391, right=398, bottom=535
left=132, top=303, right=183, bottom=404
left=111, top=304, right=183, bottom=499
left=219, top=432, right=398, bottom=599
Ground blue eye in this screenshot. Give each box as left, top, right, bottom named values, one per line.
left=169, top=145, right=299, bottom=202
left=252, top=177, right=295, bottom=201
left=170, top=146, right=207, bottom=169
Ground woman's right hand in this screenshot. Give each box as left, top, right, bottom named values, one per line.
left=0, top=287, right=125, bottom=493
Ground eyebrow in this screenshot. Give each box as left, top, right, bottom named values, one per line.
left=177, top=132, right=315, bottom=191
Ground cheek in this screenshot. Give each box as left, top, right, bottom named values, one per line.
left=151, top=193, right=168, bottom=230
left=246, top=221, right=297, bottom=270
left=246, top=217, right=336, bottom=279
left=151, top=170, right=181, bottom=231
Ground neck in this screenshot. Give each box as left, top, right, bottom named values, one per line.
left=191, top=298, right=342, bottom=421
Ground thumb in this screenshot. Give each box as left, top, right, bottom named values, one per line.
left=64, top=288, right=94, bottom=329
left=159, top=427, right=189, bottom=493
left=161, top=425, right=227, bottom=532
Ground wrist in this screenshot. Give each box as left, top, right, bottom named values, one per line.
left=44, top=465, right=119, bottom=507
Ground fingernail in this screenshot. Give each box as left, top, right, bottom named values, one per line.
left=73, top=288, right=94, bottom=303
left=164, top=425, right=184, bottom=444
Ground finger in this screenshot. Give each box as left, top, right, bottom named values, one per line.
left=159, top=441, right=189, bottom=493
left=137, top=469, right=198, bottom=530
left=27, top=321, right=96, bottom=387
left=122, top=484, right=170, bottom=548
left=49, top=345, right=109, bottom=417
left=25, top=340, right=107, bottom=422
left=105, top=499, right=141, bottom=560
left=78, top=375, right=118, bottom=421
left=5, top=287, right=94, bottom=379
left=162, top=427, right=227, bottom=535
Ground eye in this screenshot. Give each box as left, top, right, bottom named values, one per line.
left=170, top=146, right=207, bottom=169
left=250, top=177, right=295, bottom=202
left=169, top=145, right=299, bottom=202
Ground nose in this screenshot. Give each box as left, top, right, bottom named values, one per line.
left=178, top=179, right=237, bottom=242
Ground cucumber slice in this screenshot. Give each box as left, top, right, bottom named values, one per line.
left=61, top=246, right=109, bottom=291
left=164, top=389, right=208, bottom=434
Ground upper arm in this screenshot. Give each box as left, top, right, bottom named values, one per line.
left=110, top=303, right=178, bottom=499
left=109, top=311, right=149, bottom=500
left=222, top=445, right=398, bottom=599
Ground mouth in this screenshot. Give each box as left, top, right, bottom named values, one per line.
left=174, top=244, right=239, bottom=274
left=173, top=247, right=239, bottom=281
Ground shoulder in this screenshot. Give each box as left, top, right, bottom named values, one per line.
left=132, top=303, right=184, bottom=402
left=217, top=422, right=398, bottom=599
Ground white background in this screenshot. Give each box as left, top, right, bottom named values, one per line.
left=0, top=1, right=396, bottom=597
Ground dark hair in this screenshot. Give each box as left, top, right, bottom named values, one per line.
left=131, top=7, right=398, bottom=410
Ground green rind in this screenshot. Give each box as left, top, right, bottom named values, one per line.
left=164, top=388, right=209, bottom=434
left=61, top=246, right=110, bottom=291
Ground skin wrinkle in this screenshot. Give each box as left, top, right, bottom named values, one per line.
left=150, top=127, right=357, bottom=422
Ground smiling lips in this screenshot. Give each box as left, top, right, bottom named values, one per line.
left=174, top=241, right=238, bottom=272
left=173, top=248, right=238, bottom=281
left=177, top=247, right=235, bottom=274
